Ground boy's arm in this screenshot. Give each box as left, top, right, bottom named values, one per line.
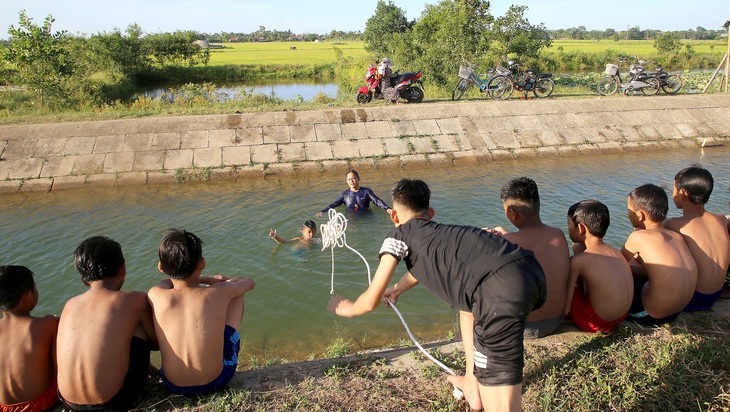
left=137, top=293, right=159, bottom=350
left=383, top=271, right=418, bottom=306
left=620, top=234, right=647, bottom=276
left=328, top=254, right=399, bottom=317
left=564, top=256, right=582, bottom=315
left=211, top=276, right=256, bottom=297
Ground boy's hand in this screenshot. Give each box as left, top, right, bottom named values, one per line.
left=268, top=229, right=277, bottom=238
left=200, top=275, right=230, bottom=285
left=327, top=295, right=353, bottom=317
left=482, top=226, right=507, bottom=235
left=383, top=286, right=398, bottom=307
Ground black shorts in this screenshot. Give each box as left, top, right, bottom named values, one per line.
left=471, top=256, right=546, bottom=386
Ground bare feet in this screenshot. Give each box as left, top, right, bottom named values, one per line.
left=447, top=374, right=483, bottom=411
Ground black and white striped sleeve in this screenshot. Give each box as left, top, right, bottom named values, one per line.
left=378, top=237, right=409, bottom=261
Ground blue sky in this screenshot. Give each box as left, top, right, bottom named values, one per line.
left=2, top=0, right=728, bottom=37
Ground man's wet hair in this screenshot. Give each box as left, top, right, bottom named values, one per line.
left=158, top=228, right=204, bottom=280
left=629, top=184, right=669, bottom=223
left=0, top=265, right=35, bottom=311
left=347, top=169, right=360, bottom=179
left=568, top=199, right=610, bottom=238
left=500, top=177, right=540, bottom=216
left=391, top=179, right=430, bottom=213
left=74, top=236, right=125, bottom=285
left=675, top=164, right=713, bottom=205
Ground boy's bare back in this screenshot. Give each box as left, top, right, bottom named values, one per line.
left=664, top=212, right=730, bottom=294
left=567, top=242, right=632, bottom=321
left=622, top=228, right=697, bottom=318
left=56, top=287, right=155, bottom=404
left=148, top=275, right=254, bottom=387
left=504, top=224, right=569, bottom=322
left=0, top=314, right=58, bottom=405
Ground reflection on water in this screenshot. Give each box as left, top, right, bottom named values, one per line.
left=138, top=79, right=340, bottom=102
left=1, top=147, right=729, bottom=361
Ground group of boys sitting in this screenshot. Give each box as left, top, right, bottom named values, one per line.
left=490, top=165, right=730, bottom=338
left=1, top=164, right=728, bottom=412
left=0, top=229, right=255, bottom=412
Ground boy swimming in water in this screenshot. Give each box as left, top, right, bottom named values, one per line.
left=269, top=220, right=317, bottom=244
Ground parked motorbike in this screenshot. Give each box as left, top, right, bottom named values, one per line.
left=597, top=56, right=660, bottom=96
left=499, top=61, right=554, bottom=99
left=652, top=64, right=683, bottom=94
left=356, top=64, right=425, bottom=104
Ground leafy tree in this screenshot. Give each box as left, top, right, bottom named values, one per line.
left=363, top=0, right=413, bottom=56
left=90, top=24, right=149, bottom=76
left=489, top=5, right=551, bottom=65
left=654, top=32, right=682, bottom=54
left=146, top=31, right=210, bottom=67
left=406, top=0, right=492, bottom=85
left=5, top=10, right=73, bottom=106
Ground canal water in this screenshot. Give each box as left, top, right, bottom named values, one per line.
left=138, top=79, right=340, bottom=102
left=1, top=147, right=729, bottom=361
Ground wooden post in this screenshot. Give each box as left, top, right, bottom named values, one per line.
left=726, top=23, right=729, bottom=92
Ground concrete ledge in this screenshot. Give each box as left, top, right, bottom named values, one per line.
left=0, top=94, right=729, bottom=194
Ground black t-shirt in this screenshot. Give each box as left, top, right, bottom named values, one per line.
left=378, top=218, right=533, bottom=312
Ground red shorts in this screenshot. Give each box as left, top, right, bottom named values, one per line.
left=571, top=285, right=626, bottom=333
left=0, top=379, right=59, bottom=412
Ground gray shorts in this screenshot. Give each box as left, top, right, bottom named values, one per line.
left=524, top=313, right=564, bottom=339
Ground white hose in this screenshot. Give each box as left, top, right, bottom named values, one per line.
left=321, top=209, right=464, bottom=399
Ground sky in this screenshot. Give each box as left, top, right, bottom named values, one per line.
left=2, top=0, right=729, bottom=38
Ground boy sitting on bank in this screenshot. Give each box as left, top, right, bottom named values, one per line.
left=621, top=184, right=697, bottom=325
left=328, top=179, right=546, bottom=412
left=564, top=201, right=633, bottom=333
left=148, top=229, right=255, bottom=396
left=487, top=177, right=570, bottom=339
left=0, top=266, right=60, bottom=412
left=269, top=220, right=317, bottom=244
left=57, top=236, right=158, bottom=411
left=663, top=165, right=730, bottom=311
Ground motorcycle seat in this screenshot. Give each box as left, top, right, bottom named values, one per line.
left=393, top=72, right=418, bottom=84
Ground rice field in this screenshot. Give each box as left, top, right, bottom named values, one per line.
left=207, top=41, right=370, bottom=66
left=545, top=39, right=727, bottom=55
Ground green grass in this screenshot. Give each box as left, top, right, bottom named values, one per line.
left=548, top=39, right=727, bottom=55
left=207, top=41, right=369, bottom=66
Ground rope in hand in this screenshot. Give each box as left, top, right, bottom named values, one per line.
left=320, top=209, right=464, bottom=400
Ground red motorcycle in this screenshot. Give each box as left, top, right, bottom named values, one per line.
left=356, top=65, right=425, bottom=104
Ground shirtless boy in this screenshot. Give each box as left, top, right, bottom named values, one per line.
left=621, top=184, right=698, bottom=325
left=0, top=266, right=59, bottom=412
left=565, top=201, right=633, bottom=333
left=488, top=177, right=570, bottom=338
left=328, top=179, right=546, bottom=412
left=148, top=228, right=255, bottom=396
left=269, top=220, right=317, bottom=244
left=57, top=236, right=158, bottom=411
left=663, top=165, right=730, bottom=311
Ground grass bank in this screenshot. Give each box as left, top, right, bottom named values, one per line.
left=127, top=307, right=730, bottom=411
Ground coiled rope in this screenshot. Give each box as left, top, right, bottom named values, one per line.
left=320, top=209, right=464, bottom=399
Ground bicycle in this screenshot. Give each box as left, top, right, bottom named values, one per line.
left=451, top=59, right=513, bottom=100
left=488, top=61, right=554, bottom=100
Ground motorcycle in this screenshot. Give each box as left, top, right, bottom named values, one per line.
left=503, top=61, right=554, bottom=99
left=356, top=64, right=425, bottom=104
left=652, top=64, right=683, bottom=94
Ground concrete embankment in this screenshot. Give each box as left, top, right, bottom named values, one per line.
left=1, top=94, right=729, bottom=194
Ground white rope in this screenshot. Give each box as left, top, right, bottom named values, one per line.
left=321, top=209, right=463, bottom=399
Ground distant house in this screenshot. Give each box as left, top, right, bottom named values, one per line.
left=228, top=36, right=241, bottom=42
left=193, top=39, right=209, bottom=48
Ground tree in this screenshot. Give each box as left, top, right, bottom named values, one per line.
left=405, top=0, right=493, bottom=86
left=654, top=32, right=682, bottom=54
left=363, top=0, right=413, bottom=56
left=489, top=5, right=551, bottom=64
left=5, top=10, right=73, bottom=106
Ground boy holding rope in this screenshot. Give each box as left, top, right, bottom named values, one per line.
left=328, top=179, right=546, bottom=412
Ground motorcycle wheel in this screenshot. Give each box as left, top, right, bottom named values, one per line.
left=356, top=92, right=372, bottom=104
left=641, top=77, right=661, bottom=96
left=661, top=74, right=682, bottom=94
left=487, top=75, right=514, bottom=100
left=597, top=76, right=618, bottom=96
left=452, top=79, right=470, bottom=101
left=406, top=87, right=424, bottom=103
left=533, top=78, right=554, bottom=98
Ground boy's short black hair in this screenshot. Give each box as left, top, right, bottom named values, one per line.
left=74, top=236, right=125, bottom=285
left=568, top=200, right=610, bottom=238
left=158, top=228, right=204, bottom=279
left=629, top=184, right=669, bottom=223
left=675, top=164, right=713, bottom=205
left=500, top=177, right=540, bottom=216
left=391, top=179, right=430, bottom=213
left=0, top=265, right=35, bottom=311
left=303, top=220, right=316, bottom=230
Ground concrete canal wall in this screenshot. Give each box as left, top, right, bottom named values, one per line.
left=1, top=94, right=729, bottom=194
